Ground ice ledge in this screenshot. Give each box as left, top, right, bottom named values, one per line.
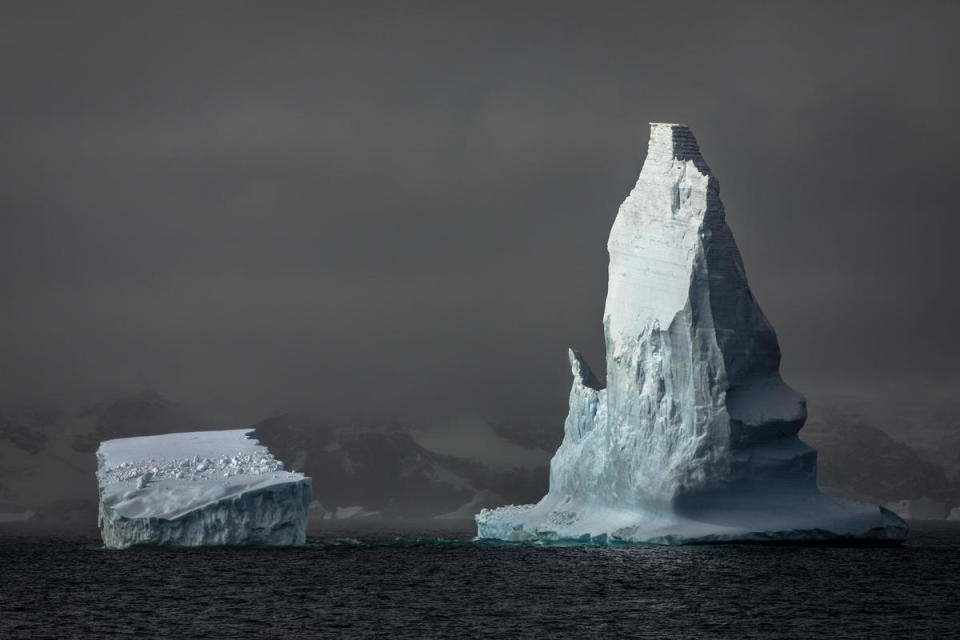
left=475, top=498, right=908, bottom=546
left=97, top=429, right=311, bottom=549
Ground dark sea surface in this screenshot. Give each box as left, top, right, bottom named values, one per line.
left=1, top=520, right=958, bottom=639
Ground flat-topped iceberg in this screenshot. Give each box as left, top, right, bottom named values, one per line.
left=97, top=429, right=311, bottom=549
left=476, top=123, right=907, bottom=544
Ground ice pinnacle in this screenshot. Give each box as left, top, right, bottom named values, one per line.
left=475, top=123, right=907, bottom=544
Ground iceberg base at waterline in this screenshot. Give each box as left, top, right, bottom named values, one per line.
left=476, top=493, right=907, bottom=545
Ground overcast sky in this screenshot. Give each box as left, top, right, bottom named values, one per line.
left=2, top=1, right=958, bottom=428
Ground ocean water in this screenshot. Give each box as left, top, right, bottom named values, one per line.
left=1, top=521, right=958, bottom=639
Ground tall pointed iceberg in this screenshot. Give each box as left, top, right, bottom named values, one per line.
left=476, top=123, right=907, bottom=544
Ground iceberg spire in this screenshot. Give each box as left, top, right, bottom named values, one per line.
left=476, top=123, right=907, bottom=544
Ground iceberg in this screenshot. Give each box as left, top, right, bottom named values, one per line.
left=97, top=429, right=311, bottom=549
left=476, top=123, right=907, bottom=544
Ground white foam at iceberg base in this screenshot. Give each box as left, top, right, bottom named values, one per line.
left=97, top=429, right=311, bottom=549
left=476, top=123, right=907, bottom=544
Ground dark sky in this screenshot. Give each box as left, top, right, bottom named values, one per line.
left=2, top=1, right=958, bottom=428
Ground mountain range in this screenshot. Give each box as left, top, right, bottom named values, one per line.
left=0, top=390, right=957, bottom=525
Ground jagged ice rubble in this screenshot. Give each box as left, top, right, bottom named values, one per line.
left=476, top=123, right=907, bottom=544
left=97, top=429, right=311, bottom=548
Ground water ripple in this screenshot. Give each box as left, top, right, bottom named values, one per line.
left=1, top=522, right=957, bottom=638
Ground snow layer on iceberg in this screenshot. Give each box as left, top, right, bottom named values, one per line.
left=97, top=429, right=311, bottom=549
left=476, top=123, right=907, bottom=544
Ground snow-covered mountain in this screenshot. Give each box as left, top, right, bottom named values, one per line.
left=801, top=407, right=954, bottom=505
left=1, top=387, right=957, bottom=527
left=72, top=390, right=196, bottom=453
left=253, top=414, right=549, bottom=520
left=0, top=391, right=197, bottom=526
left=810, top=397, right=960, bottom=489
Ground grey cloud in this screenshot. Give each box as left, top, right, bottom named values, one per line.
left=1, top=1, right=958, bottom=429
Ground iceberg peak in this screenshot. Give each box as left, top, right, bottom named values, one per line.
left=647, top=122, right=711, bottom=173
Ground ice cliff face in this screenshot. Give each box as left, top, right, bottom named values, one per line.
left=97, top=429, right=311, bottom=549
left=476, top=123, right=907, bottom=544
